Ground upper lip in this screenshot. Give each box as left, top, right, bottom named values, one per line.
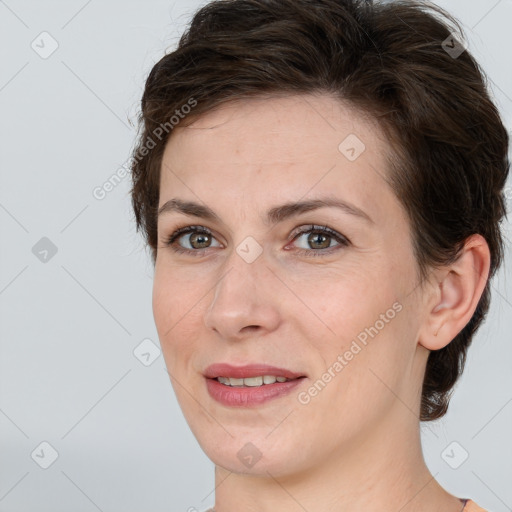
left=204, top=363, right=306, bottom=380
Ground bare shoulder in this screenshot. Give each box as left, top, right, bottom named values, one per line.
left=464, top=500, right=489, bottom=512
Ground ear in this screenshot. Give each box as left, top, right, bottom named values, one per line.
left=418, top=234, right=491, bottom=351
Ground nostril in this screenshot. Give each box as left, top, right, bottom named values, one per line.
left=242, top=325, right=260, bottom=332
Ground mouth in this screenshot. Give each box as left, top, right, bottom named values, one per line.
left=203, top=363, right=307, bottom=406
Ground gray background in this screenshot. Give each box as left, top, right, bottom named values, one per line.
left=0, top=1, right=510, bottom=511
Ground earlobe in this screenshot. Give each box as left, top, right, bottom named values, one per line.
left=419, top=234, right=490, bottom=351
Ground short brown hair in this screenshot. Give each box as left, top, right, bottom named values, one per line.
left=130, top=0, right=510, bottom=421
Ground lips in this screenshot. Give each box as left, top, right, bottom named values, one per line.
left=204, top=363, right=307, bottom=406
left=203, top=363, right=305, bottom=380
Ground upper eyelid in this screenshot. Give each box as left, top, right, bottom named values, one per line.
left=166, top=225, right=217, bottom=244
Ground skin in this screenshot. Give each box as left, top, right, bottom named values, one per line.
left=152, top=93, right=490, bottom=512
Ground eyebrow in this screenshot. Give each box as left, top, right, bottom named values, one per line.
left=158, top=196, right=374, bottom=226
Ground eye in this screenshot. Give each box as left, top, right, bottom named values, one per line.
left=163, top=224, right=350, bottom=258
left=164, top=225, right=222, bottom=256
left=287, top=225, right=349, bottom=257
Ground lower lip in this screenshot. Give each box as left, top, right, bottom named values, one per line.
left=206, top=377, right=305, bottom=406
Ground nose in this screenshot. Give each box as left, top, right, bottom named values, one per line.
left=203, top=251, right=281, bottom=342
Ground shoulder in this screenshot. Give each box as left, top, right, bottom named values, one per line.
left=464, top=499, right=489, bottom=512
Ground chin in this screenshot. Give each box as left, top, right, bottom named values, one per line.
left=195, top=427, right=313, bottom=477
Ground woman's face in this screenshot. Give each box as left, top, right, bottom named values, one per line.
left=153, top=94, right=431, bottom=476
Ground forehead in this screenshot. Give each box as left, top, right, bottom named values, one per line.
left=159, top=94, right=397, bottom=223
left=164, top=93, right=385, bottom=162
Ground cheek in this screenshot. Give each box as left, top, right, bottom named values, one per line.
left=299, top=319, right=411, bottom=447
left=152, top=266, right=201, bottom=361
left=297, top=261, right=398, bottom=338
left=316, top=295, right=415, bottom=418
left=152, top=269, right=174, bottom=338
left=299, top=264, right=413, bottom=402
left=152, top=262, right=198, bottom=325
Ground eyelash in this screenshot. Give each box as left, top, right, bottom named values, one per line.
left=163, top=224, right=350, bottom=258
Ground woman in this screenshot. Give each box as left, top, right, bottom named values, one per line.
left=129, top=0, right=509, bottom=510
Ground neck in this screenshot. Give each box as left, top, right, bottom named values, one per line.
left=212, top=412, right=463, bottom=512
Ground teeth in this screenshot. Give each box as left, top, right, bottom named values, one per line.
left=244, top=376, right=263, bottom=387
left=216, top=375, right=292, bottom=387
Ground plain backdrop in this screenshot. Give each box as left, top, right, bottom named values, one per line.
left=0, top=1, right=511, bottom=511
